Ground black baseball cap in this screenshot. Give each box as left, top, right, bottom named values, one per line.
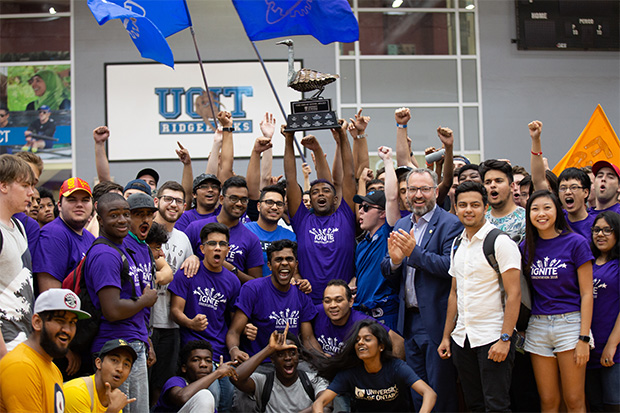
left=97, top=339, right=138, bottom=363
left=136, top=168, right=160, bottom=186
left=353, top=190, right=386, bottom=209
left=193, top=173, right=221, bottom=192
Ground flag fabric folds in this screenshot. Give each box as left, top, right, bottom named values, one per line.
left=552, top=105, right=620, bottom=175
left=87, top=0, right=192, bottom=68
left=232, top=0, right=359, bottom=45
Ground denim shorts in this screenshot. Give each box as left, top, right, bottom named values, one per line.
left=524, top=311, right=581, bottom=357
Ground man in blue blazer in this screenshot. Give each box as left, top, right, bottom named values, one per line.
left=381, top=168, right=462, bottom=412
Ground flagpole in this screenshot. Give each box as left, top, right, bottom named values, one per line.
left=188, top=26, right=219, bottom=131
left=250, top=41, right=306, bottom=164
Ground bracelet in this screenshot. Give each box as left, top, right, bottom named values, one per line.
left=229, top=346, right=239, bottom=354
left=355, top=133, right=367, bottom=139
left=222, top=127, right=235, bottom=132
left=396, top=123, right=407, bottom=129
left=531, top=150, right=542, bottom=156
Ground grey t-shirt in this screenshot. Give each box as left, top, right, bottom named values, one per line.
left=251, top=370, right=328, bottom=413
left=151, top=228, right=193, bottom=329
left=0, top=220, right=34, bottom=351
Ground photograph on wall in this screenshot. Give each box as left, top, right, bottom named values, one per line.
left=0, top=64, right=72, bottom=162
left=105, top=60, right=301, bottom=161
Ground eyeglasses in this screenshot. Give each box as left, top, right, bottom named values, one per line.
left=196, top=183, right=219, bottom=191
left=360, top=204, right=383, bottom=212
left=226, top=195, right=249, bottom=205
left=558, top=185, right=584, bottom=192
left=261, top=199, right=284, bottom=208
left=406, top=186, right=435, bottom=195
left=160, top=195, right=184, bottom=205
left=203, top=240, right=229, bottom=247
left=592, top=226, right=613, bottom=236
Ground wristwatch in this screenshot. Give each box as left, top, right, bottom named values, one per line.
left=578, top=335, right=590, bottom=343
left=222, top=127, right=235, bottom=132
left=231, top=266, right=238, bottom=275
left=500, top=333, right=511, bottom=342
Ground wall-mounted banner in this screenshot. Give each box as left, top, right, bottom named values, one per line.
left=105, top=61, right=301, bottom=161
left=0, top=64, right=72, bottom=162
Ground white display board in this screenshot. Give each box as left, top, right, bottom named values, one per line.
left=105, top=61, right=300, bottom=161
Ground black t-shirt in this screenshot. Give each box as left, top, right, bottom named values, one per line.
left=328, top=358, right=420, bottom=412
left=27, top=118, right=56, bottom=138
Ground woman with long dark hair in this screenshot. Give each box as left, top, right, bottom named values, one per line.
left=521, top=190, right=594, bottom=412
left=311, top=319, right=436, bottom=413
left=586, top=211, right=620, bottom=411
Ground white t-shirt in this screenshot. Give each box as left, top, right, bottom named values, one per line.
left=151, top=228, right=193, bottom=329
left=251, top=370, right=328, bottom=413
left=0, top=219, right=33, bottom=351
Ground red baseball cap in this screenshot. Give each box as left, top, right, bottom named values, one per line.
left=59, top=177, right=92, bottom=198
left=592, top=160, right=620, bottom=179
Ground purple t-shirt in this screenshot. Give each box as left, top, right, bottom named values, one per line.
left=589, top=203, right=620, bottom=218
left=33, top=217, right=95, bottom=282
left=313, top=306, right=389, bottom=356
left=153, top=376, right=187, bottom=412
left=290, top=202, right=356, bottom=304
left=13, top=212, right=39, bottom=256
left=184, top=216, right=263, bottom=272
left=589, top=259, right=620, bottom=368
left=174, top=205, right=221, bottom=232
left=168, top=263, right=240, bottom=360
left=84, top=239, right=150, bottom=353
left=234, top=276, right=318, bottom=357
left=521, top=232, right=593, bottom=315
left=564, top=210, right=595, bottom=241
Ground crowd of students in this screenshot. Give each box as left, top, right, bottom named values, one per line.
left=0, top=102, right=618, bottom=413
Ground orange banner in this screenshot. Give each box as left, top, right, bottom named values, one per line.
left=552, top=105, right=620, bottom=175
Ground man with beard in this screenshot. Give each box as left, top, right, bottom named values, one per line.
left=480, top=160, right=526, bottom=243
left=558, top=168, right=594, bottom=239
left=150, top=181, right=200, bottom=406
left=85, top=192, right=158, bottom=413
left=245, top=185, right=296, bottom=277
left=0, top=288, right=90, bottom=412
left=184, top=176, right=263, bottom=284
left=35, top=177, right=95, bottom=292
left=175, top=174, right=222, bottom=232
left=380, top=168, right=462, bottom=412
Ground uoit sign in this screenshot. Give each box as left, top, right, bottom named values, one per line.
left=105, top=61, right=300, bottom=161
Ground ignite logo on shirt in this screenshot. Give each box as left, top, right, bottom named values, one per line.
left=593, top=278, right=607, bottom=298
left=227, top=244, right=243, bottom=261
left=193, top=287, right=227, bottom=310
left=309, top=228, right=339, bottom=244
left=317, top=335, right=343, bottom=355
left=530, top=257, right=567, bottom=279
left=354, top=384, right=399, bottom=401
left=269, top=308, right=299, bottom=329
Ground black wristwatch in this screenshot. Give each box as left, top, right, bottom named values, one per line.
left=578, top=335, right=590, bottom=343
left=500, top=333, right=511, bottom=342
left=231, top=266, right=238, bottom=275
left=222, top=127, right=235, bottom=132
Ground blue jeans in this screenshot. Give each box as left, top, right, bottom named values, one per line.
left=120, top=340, right=149, bottom=413
left=586, top=364, right=620, bottom=410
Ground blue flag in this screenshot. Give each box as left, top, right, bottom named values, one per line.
left=232, top=0, right=359, bottom=45
left=87, top=0, right=192, bottom=68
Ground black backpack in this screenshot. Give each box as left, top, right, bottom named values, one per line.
left=65, top=238, right=136, bottom=357
left=452, top=228, right=532, bottom=331
left=259, top=370, right=315, bottom=413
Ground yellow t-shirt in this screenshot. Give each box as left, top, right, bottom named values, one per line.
left=0, top=342, right=65, bottom=413
left=64, top=375, right=106, bottom=413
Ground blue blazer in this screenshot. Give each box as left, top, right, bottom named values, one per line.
left=381, top=206, right=463, bottom=344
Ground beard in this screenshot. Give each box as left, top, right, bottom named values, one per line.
left=409, top=198, right=436, bottom=217
left=40, top=322, right=70, bottom=359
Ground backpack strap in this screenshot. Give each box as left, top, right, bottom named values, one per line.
left=0, top=217, right=27, bottom=255
left=83, top=238, right=137, bottom=300
left=82, top=375, right=95, bottom=412
left=298, top=370, right=316, bottom=402
left=482, top=228, right=504, bottom=276
left=260, top=371, right=275, bottom=413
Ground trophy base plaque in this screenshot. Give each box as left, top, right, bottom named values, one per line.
left=284, top=98, right=337, bottom=132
